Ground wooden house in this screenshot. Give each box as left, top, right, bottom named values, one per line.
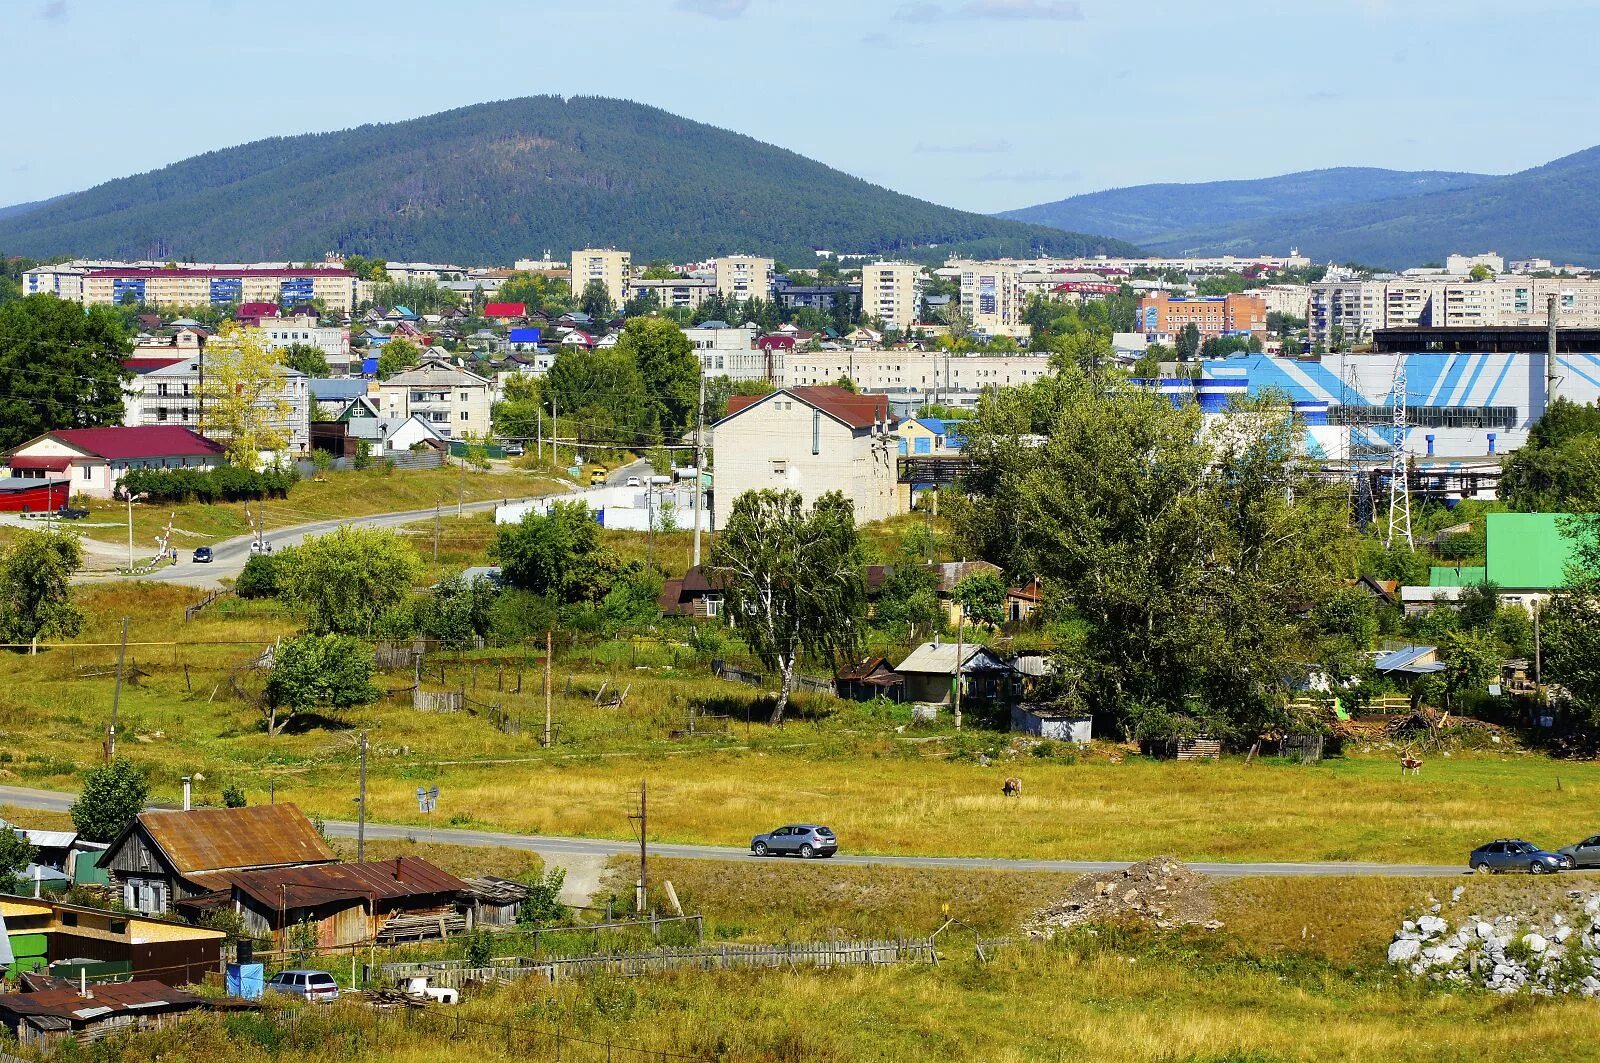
left=894, top=641, right=1014, bottom=708
left=834, top=656, right=902, bottom=702
left=463, top=876, right=530, bottom=927
left=98, top=804, right=336, bottom=916
left=1, top=895, right=223, bottom=981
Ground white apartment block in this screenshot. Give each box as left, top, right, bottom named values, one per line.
left=630, top=277, right=716, bottom=310
left=860, top=262, right=922, bottom=331
left=1309, top=277, right=1600, bottom=346
left=571, top=248, right=632, bottom=307
left=953, top=261, right=1031, bottom=340
left=380, top=262, right=467, bottom=284
left=123, top=355, right=311, bottom=456
left=943, top=250, right=1310, bottom=276
left=713, top=256, right=773, bottom=301
left=783, top=351, right=1053, bottom=404
left=684, top=325, right=776, bottom=381
left=253, top=315, right=352, bottom=375
left=375, top=357, right=494, bottom=440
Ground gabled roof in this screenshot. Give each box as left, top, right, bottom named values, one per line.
left=896, top=641, right=1010, bottom=676
left=0, top=980, right=206, bottom=1023
left=236, top=301, right=281, bottom=318
left=381, top=357, right=490, bottom=387
left=10, top=426, right=225, bottom=462
left=483, top=302, right=526, bottom=318
left=187, top=856, right=467, bottom=911
left=1375, top=645, right=1444, bottom=675
left=117, top=803, right=336, bottom=875
left=836, top=656, right=898, bottom=682
left=720, top=386, right=888, bottom=431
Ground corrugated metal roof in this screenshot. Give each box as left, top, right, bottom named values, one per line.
left=0, top=980, right=204, bottom=1020
left=1375, top=645, right=1444, bottom=674
left=137, top=804, right=335, bottom=874
left=896, top=642, right=1009, bottom=675
left=189, top=856, right=468, bottom=911
left=1487, top=513, right=1580, bottom=590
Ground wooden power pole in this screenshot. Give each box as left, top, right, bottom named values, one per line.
left=108, top=617, right=129, bottom=761
left=630, top=780, right=649, bottom=913
left=692, top=366, right=706, bottom=569
left=356, top=731, right=368, bottom=862
left=543, top=630, right=553, bottom=748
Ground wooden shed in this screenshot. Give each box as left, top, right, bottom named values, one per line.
left=463, top=876, right=530, bottom=927
left=0, top=979, right=206, bottom=1050
left=834, top=656, right=902, bottom=702
left=1010, top=704, right=1092, bottom=744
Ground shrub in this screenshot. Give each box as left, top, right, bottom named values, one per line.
left=519, top=867, right=569, bottom=926
left=221, top=782, right=247, bottom=808
left=119, top=464, right=299, bottom=503
left=234, top=554, right=280, bottom=599
left=71, top=758, right=150, bottom=842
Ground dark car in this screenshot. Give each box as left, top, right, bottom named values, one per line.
left=55, top=504, right=89, bottom=520
left=1469, top=839, right=1571, bottom=874
left=1558, top=835, right=1600, bottom=869
left=193, top=546, right=214, bottom=563
left=750, top=824, right=837, bottom=859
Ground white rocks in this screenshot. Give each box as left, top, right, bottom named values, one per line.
left=1556, top=925, right=1573, bottom=943
left=1524, top=933, right=1549, bottom=954
left=1451, top=886, right=1465, bottom=902
left=1388, top=938, right=1423, bottom=964
left=1417, top=915, right=1448, bottom=938
left=1476, top=921, right=1496, bottom=940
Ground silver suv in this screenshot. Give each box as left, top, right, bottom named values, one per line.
left=750, top=824, right=837, bottom=859
left=266, top=969, right=340, bottom=1002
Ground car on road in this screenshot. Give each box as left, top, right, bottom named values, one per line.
left=1558, top=835, right=1600, bottom=868
left=249, top=539, right=273, bottom=554
left=266, top=969, right=340, bottom=1002
left=751, top=824, right=837, bottom=859
left=192, top=546, right=213, bottom=563
left=626, top=476, right=642, bottom=488
left=505, top=443, right=524, bottom=456
left=1469, top=839, right=1571, bottom=874
left=589, top=466, right=608, bottom=486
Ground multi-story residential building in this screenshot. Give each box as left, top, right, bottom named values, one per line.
left=64, top=266, right=365, bottom=314
left=772, top=280, right=859, bottom=315
left=570, top=249, right=632, bottom=307
left=375, top=356, right=493, bottom=440
left=711, top=385, right=898, bottom=529
left=942, top=250, right=1310, bottom=277
left=1308, top=278, right=1600, bottom=347
left=712, top=256, right=774, bottom=302
left=1138, top=292, right=1267, bottom=342
left=1446, top=252, right=1505, bottom=276
left=252, top=314, right=352, bottom=375
left=782, top=351, right=1053, bottom=408
left=20, top=262, right=90, bottom=300
left=954, top=261, right=1030, bottom=340
left=684, top=325, right=775, bottom=381
left=860, top=262, right=922, bottom=331
left=629, top=277, right=716, bottom=311
left=122, top=344, right=311, bottom=456
left=380, top=262, right=467, bottom=284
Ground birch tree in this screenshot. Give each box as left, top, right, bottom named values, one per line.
left=711, top=489, right=866, bottom=725
left=200, top=324, right=291, bottom=469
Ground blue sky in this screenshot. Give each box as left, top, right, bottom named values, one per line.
left=4, top=0, right=1597, bottom=214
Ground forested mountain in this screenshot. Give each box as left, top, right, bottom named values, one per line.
left=1000, top=168, right=1491, bottom=245
left=0, top=96, right=1135, bottom=263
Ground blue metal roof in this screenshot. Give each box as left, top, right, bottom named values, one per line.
left=1374, top=645, right=1444, bottom=674
left=309, top=379, right=369, bottom=401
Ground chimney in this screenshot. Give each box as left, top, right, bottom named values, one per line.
left=393, top=857, right=403, bottom=881
left=80, top=969, right=89, bottom=999
left=181, top=776, right=192, bottom=811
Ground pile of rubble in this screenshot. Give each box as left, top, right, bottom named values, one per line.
left=1388, top=888, right=1600, bottom=996
left=1026, top=857, right=1221, bottom=937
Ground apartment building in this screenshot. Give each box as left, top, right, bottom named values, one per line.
left=713, top=256, right=774, bottom=301
left=122, top=351, right=311, bottom=456
left=379, top=262, right=466, bottom=284
left=571, top=249, right=632, bottom=307
left=253, top=314, right=351, bottom=375
left=711, top=386, right=898, bottom=529
left=66, top=266, right=365, bottom=314
left=375, top=356, right=493, bottom=440
left=1138, top=292, right=1268, bottom=342
left=783, top=351, right=1053, bottom=406
left=944, top=250, right=1309, bottom=276
left=954, top=261, right=1031, bottom=340
left=1309, top=278, right=1600, bottom=347
left=860, top=262, right=922, bottom=331
left=684, top=325, right=776, bottom=381
left=629, top=277, right=716, bottom=311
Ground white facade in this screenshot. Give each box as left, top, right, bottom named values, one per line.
left=952, top=261, right=1031, bottom=339
left=685, top=326, right=776, bottom=381
left=712, top=256, right=774, bottom=301
left=860, top=262, right=922, bottom=332
left=942, top=250, right=1310, bottom=276
left=1446, top=252, right=1506, bottom=276
left=629, top=277, right=716, bottom=310
left=124, top=358, right=311, bottom=455
left=376, top=357, right=494, bottom=440
left=21, top=264, right=88, bottom=301
left=1310, top=277, right=1600, bottom=346
left=253, top=315, right=351, bottom=374
left=782, top=351, right=1052, bottom=400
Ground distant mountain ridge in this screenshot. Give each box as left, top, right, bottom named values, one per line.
left=1000, top=168, right=1493, bottom=246
left=1005, top=148, right=1600, bottom=268
left=0, top=96, right=1137, bottom=264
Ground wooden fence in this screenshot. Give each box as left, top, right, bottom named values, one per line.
left=183, top=588, right=234, bottom=622
left=712, top=660, right=834, bottom=696
left=413, top=690, right=464, bottom=713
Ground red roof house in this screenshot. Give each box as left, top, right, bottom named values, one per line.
left=4, top=427, right=226, bottom=500
left=235, top=301, right=282, bottom=325
left=483, top=302, right=527, bottom=319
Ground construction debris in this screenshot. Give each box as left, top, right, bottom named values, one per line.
left=1025, top=857, right=1220, bottom=937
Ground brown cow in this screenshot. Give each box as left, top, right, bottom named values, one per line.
left=1002, top=777, right=1022, bottom=798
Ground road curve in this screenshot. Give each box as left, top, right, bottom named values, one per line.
left=0, top=785, right=1465, bottom=878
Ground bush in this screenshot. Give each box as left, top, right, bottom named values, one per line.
left=488, top=589, right=560, bottom=646
left=234, top=554, right=280, bottom=599
left=519, top=867, right=569, bottom=926
left=221, top=782, right=247, bottom=808
left=71, top=758, right=150, bottom=842
left=119, top=464, right=299, bottom=503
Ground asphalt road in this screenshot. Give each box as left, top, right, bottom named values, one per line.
left=0, top=785, right=1465, bottom=877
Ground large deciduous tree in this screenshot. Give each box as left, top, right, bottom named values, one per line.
left=616, top=317, right=700, bottom=440
left=70, top=758, right=150, bottom=843
left=490, top=500, right=612, bottom=604
left=200, top=324, right=292, bottom=469
left=263, top=634, right=379, bottom=735
left=954, top=372, right=1348, bottom=741
left=0, top=295, right=130, bottom=449
left=578, top=279, right=614, bottom=320
left=0, top=529, right=84, bottom=644
left=711, top=489, right=866, bottom=724
left=275, top=526, right=422, bottom=635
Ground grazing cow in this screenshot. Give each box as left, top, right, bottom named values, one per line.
left=1002, top=777, right=1022, bottom=798
left=1400, top=756, right=1423, bottom=776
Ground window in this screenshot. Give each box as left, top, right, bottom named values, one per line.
left=460, top=411, right=469, bottom=421
left=82, top=464, right=92, bottom=480
left=770, top=460, right=787, bottom=476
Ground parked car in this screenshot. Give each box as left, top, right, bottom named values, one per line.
left=751, top=824, right=837, bottom=859
left=1558, top=835, right=1600, bottom=869
left=505, top=443, right=524, bottom=457
left=1469, top=839, right=1571, bottom=874
left=626, top=476, right=642, bottom=488
left=192, top=546, right=214, bottom=563
left=265, top=969, right=340, bottom=1002
left=588, top=467, right=607, bottom=486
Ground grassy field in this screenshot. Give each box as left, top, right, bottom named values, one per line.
left=57, top=464, right=564, bottom=565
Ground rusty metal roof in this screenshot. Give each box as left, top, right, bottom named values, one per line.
left=137, top=804, right=335, bottom=874
left=0, top=980, right=204, bottom=1021
left=188, top=856, right=469, bottom=912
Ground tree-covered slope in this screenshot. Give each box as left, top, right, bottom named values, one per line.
left=0, top=96, right=1136, bottom=263
left=1134, top=147, right=1600, bottom=266
left=1000, top=167, right=1492, bottom=245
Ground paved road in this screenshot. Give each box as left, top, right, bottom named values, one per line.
left=78, top=495, right=540, bottom=589
left=0, top=785, right=1465, bottom=878
left=606, top=458, right=652, bottom=486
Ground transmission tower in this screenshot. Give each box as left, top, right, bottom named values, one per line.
left=1334, top=353, right=1388, bottom=528
left=1384, top=356, right=1413, bottom=548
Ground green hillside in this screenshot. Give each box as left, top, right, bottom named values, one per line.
left=0, top=96, right=1135, bottom=264
left=1000, top=167, right=1492, bottom=245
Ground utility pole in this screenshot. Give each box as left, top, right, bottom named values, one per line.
left=536, top=403, right=543, bottom=465
left=433, top=502, right=440, bottom=561
left=629, top=779, right=648, bottom=913
left=692, top=366, right=706, bottom=569
left=108, top=617, right=129, bottom=762
left=952, top=610, right=964, bottom=732
left=457, top=449, right=465, bottom=518
left=646, top=483, right=654, bottom=567
left=1547, top=294, right=1561, bottom=413
left=356, top=731, right=368, bottom=863
left=126, top=493, right=134, bottom=571
left=551, top=396, right=559, bottom=469
left=1533, top=599, right=1543, bottom=687
left=543, top=629, right=553, bottom=748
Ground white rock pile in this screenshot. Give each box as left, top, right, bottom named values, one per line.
left=1387, top=889, right=1600, bottom=996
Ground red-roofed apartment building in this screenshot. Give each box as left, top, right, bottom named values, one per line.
left=3, top=426, right=225, bottom=499
left=712, top=385, right=898, bottom=528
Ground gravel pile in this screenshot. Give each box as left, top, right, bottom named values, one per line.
left=1388, top=888, right=1600, bottom=996
left=1026, top=856, right=1221, bottom=937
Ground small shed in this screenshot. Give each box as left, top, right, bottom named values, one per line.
left=0, top=979, right=206, bottom=1050
left=462, top=876, right=530, bottom=927
left=1011, top=704, right=1092, bottom=744
left=834, top=656, right=902, bottom=703
left=1374, top=644, right=1444, bottom=677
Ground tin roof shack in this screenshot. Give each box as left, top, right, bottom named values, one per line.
left=1, top=896, right=223, bottom=981
left=834, top=656, right=903, bottom=703
left=99, top=804, right=336, bottom=916
left=895, top=641, right=1014, bottom=712
left=0, top=978, right=206, bottom=1050
left=462, top=876, right=530, bottom=927
left=174, top=857, right=470, bottom=949
left=1011, top=704, right=1093, bottom=744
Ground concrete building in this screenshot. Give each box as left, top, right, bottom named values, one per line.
left=861, top=262, right=922, bottom=331
left=252, top=314, right=351, bottom=375
left=571, top=248, right=632, bottom=307
left=2, top=426, right=226, bottom=501
left=684, top=325, right=777, bottom=381
left=782, top=350, right=1052, bottom=408
left=67, top=266, right=364, bottom=314
left=376, top=356, right=494, bottom=440
left=941, top=250, right=1309, bottom=276
left=953, top=261, right=1030, bottom=340
left=1309, top=277, right=1600, bottom=347
left=1138, top=291, right=1268, bottom=342
left=123, top=353, right=312, bottom=456
left=629, top=277, right=716, bottom=310
left=713, top=256, right=774, bottom=301
left=380, top=262, right=467, bottom=284
left=711, top=385, right=898, bottom=528
left=1447, top=252, right=1505, bottom=276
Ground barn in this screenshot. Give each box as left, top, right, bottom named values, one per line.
left=0, top=477, right=71, bottom=514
